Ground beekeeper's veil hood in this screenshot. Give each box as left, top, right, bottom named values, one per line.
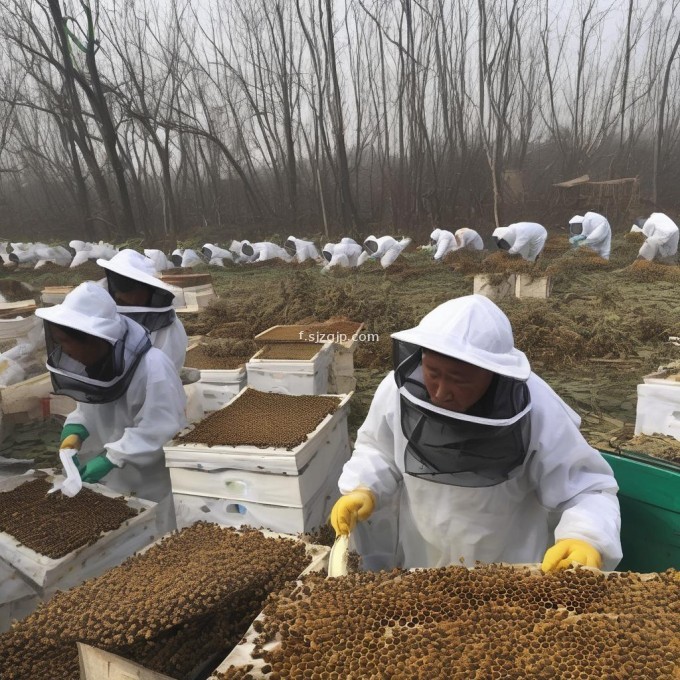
left=36, top=282, right=151, bottom=403
left=284, top=236, right=297, bottom=256
left=322, top=242, right=335, bottom=262
left=492, top=227, right=514, bottom=251
left=390, top=295, right=532, bottom=487
left=569, top=214, right=585, bottom=236
left=430, top=228, right=441, bottom=246
left=97, top=249, right=176, bottom=332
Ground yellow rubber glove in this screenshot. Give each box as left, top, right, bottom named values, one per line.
left=330, top=490, right=376, bottom=536
left=60, top=434, right=82, bottom=451
left=541, top=538, right=602, bottom=573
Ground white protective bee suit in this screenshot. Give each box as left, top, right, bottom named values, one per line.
left=284, top=236, right=322, bottom=263
left=35, top=283, right=187, bottom=531
left=69, top=241, right=118, bottom=268
left=321, top=240, right=363, bottom=270
left=359, top=235, right=412, bottom=268
left=144, top=249, right=174, bottom=272
left=430, top=228, right=484, bottom=261
left=337, top=295, right=622, bottom=571
left=637, top=213, right=680, bottom=262
left=98, top=249, right=188, bottom=371
left=568, top=213, right=612, bottom=259
left=492, top=223, right=547, bottom=262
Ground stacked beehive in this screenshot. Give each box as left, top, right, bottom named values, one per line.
left=0, top=472, right=160, bottom=631
left=160, top=271, right=217, bottom=312
left=165, top=388, right=352, bottom=534
left=252, top=320, right=363, bottom=395
left=184, top=343, right=249, bottom=414
left=635, top=366, right=680, bottom=440
left=212, top=565, right=680, bottom=679
left=0, top=524, right=320, bottom=680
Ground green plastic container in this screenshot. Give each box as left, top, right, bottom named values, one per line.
left=600, top=450, right=680, bottom=572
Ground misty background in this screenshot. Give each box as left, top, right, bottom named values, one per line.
left=0, top=0, right=678, bottom=245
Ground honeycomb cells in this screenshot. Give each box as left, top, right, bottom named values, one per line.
left=177, top=390, right=341, bottom=449
left=0, top=524, right=311, bottom=680
left=258, top=343, right=323, bottom=360
left=217, top=565, right=680, bottom=680
left=0, top=478, right=138, bottom=558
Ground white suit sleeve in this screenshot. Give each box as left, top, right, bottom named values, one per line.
left=526, top=379, right=622, bottom=570
left=508, top=228, right=531, bottom=255
left=583, top=219, right=610, bottom=246
left=104, top=353, right=187, bottom=469
left=150, top=318, right=188, bottom=372
left=434, top=236, right=451, bottom=260
left=357, top=250, right=370, bottom=266
left=338, top=374, right=404, bottom=505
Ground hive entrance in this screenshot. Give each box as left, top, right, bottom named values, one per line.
left=0, top=478, right=138, bottom=558
left=216, top=565, right=679, bottom=679
left=177, top=390, right=341, bottom=448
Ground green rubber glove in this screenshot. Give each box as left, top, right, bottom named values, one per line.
left=79, top=454, right=117, bottom=484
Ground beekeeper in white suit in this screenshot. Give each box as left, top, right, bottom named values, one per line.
left=35, top=282, right=186, bottom=530
left=97, top=249, right=188, bottom=371
left=634, top=213, right=680, bottom=263
left=284, top=236, right=321, bottom=263
left=331, top=295, right=622, bottom=573
left=568, top=213, right=612, bottom=259
left=430, top=228, right=484, bottom=260
left=358, top=235, right=412, bottom=268
left=321, top=239, right=363, bottom=270
left=492, top=222, right=547, bottom=262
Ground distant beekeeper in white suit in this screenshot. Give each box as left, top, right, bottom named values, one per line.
left=568, top=213, right=612, bottom=259
left=284, top=236, right=321, bottom=263
left=35, top=283, right=186, bottom=530
left=331, top=295, right=622, bottom=573
left=633, top=213, right=680, bottom=263
left=430, top=228, right=484, bottom=260
left=358, top=235, right=412, bottom=268
left=144, top=249, right=174, bottom=272
left=97, top=249, right=188, bottom=371
left=492, top=222, right=547, bottom=262
left=201, top=243, right=234, bottom=266
left=170, top=248, right=204, bottom=268
left=321, top=239, right=363, bottom=270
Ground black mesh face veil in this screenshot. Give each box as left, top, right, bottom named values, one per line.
left=364, top=239, right=378, bottom=254
left=569, top=222, right=583, bottom=236
left=393, top=339, right=532, bottom=487
left=241, top=242, right=254, bottom=257
left=106, top=270, right=175, bottom=309
left=202, top=246, right=213, bottom=259
left=284, top=239, right=297, bottom=256
left=44, top=320, right=152, bottom=404
left=322, top=249, right=332, bottom=262
left=495, top=238, right=511, bottom=251
left=171, top=253, right=182, bottom=266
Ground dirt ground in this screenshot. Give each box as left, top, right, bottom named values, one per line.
left=3, top=233, right=680, bottom=461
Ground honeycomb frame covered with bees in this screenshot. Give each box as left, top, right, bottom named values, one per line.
left=212, top=564, right=680, bottom=680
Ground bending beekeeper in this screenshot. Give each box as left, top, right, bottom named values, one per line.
left=634, top=213, right=679, bottom=263
left=321, top=239, right=363, bottom=270
left=35, top=282, right=186, bottom=531
left=97, top=249, right=188, bottom=371
left=284, top=236, right=321, bottom=263
left=568, top=213, right=612, bottom=259
left=358, top=235, right=412, bottom=268
left=492, top=222, right=547, bottom=262
left=430, top=228, right=484, bottom=260
left=331, top=295, right=622, bottom=572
